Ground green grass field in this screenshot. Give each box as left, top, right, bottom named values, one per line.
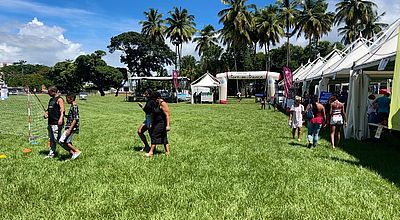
left=1, top=95, right=400, bottom=219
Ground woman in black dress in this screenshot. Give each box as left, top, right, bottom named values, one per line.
left=145, top=92, right=170, bottom=157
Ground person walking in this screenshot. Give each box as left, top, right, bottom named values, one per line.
left=145, top=92, right=171, bottom=157
left=306, top=95, right=326, bottom=148
left=59, top=93, right=81, bottom=160
left=137, top=89, right=156, bottom=152
left=374, top=92, right=391, bottom=123
left=44, top=86, right=65, bottom=158
left=289, top=96, right=305, bottom=142
left=260, top=96, right=266, bottom=110
left=330, top=95, right=347, bottom=149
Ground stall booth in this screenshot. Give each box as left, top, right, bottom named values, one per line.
left=216, top=71, right=280, bottom=104
left=190, top=73, right=220, bottom=104
left=345, top=18, right=400, bottom=140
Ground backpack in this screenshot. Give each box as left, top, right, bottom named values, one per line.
left=305, top=105, right=314, bottom=120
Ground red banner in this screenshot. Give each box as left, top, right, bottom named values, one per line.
left=283, top=66, right=293, bottom=98
left=172, top=70, right=179, bottom=88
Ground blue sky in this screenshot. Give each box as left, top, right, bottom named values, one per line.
left=0, top=0, right=397, bottom=67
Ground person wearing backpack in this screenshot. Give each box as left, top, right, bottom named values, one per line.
left=305, top=95, right=326, bottom=148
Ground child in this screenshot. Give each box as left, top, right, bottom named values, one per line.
left=288, top=96, right=305, bottom=142
left=260, top=96, right=266, bottom=110
left=59, top=93, right=81, bottom=160
left=44, top=86, right=64, bottom=158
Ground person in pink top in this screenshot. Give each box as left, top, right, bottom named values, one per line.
left=306, top=95, right=326, bottom=148
left=330, top=95, right=347, bottom=148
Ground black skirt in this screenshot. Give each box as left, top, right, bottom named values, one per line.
left=150, top=121, right=168, bottom=144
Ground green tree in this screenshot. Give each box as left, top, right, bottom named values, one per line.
left=193, top=25, right=218, bottom=56
left=218, top=0, right=255, bottom=70
left=140, top=8, right=165, bottom=43
left=108, top=31, right=175, bottom=76
left=48, top=61, right=82, bottom=93
left=296, top=0, right=334, bottom=59
left=2, top=63, right=52, bottom=91
left=165, top=7, right=197, bottom=71
left=256, top=5, right=284, bottom=71
left=180, top=55, right=198, bottom=80
left=75, top=51, right=124, bottom=96
left=334, top=0, right=386, bottom=45
left=361, top=11, right=388, bottom=40
left=113, top=67, right=128, bottom=97
left=93, top=65, right=124, bottom=96
left=277, top=0, right=299, bottom=67
left=200, top=44, right=224, bottom=74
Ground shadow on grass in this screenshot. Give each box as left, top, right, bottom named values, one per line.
left=38, top=150, right=72, bottom=161
left=318, top=128, right=400, bottom=187
left=131, top=146, right=164, bottom=155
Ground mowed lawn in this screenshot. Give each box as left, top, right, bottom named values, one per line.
left=1, top=95, right=400, bottom=219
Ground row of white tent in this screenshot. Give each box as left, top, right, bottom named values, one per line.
left=291, top=18, right=400, bottom=140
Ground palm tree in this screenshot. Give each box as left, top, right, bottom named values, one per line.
left=334, top=0, right=387, bottom=44
left=296, top=0, right=334, bottom=59
left=192, top=25, right=218, bottom=56
left=256, top=5, right=284, bottom=71
left=165, top=7, right=197, bottom=71
left=140, top=8, right=165, bottom=43
left=218, top=0, right=255, bottom=71
left=277, top=0, right=299, bottom=67
left=334, top=0, right=376, bottom=27
left=361, top=11, right=388, bottom=40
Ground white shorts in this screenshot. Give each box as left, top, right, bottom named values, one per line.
left=330, top=115, right=343, bottom=126
left=59, top=131, right=75, bottom=144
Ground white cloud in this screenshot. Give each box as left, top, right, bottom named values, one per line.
left=0, top=18, right=84, bottom=65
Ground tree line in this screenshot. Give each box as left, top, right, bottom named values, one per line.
left=1, top=0, right=387, bottom=94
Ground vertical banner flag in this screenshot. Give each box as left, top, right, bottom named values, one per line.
left=389, top=27, right=400, bottom=131
left=172, top=70, right=179, bottom=89
left=283, top=66, right=293, bottom=98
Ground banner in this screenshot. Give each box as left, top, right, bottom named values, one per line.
left=172, top=70, right=179, bottom=89
left=389, top=27, right=400, bottom=131
left=283, top=66, right=293, bottom=98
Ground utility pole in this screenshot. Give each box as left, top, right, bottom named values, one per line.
left=285, top=0, right=290, bottom=68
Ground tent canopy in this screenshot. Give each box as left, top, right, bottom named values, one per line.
left=191, top=72, right=220, bottom=88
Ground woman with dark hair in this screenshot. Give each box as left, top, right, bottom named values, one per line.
left=306, top=95, right=326, bottom=148
left=330, top=95, right=347, bottom=149
left=145, top=92, right=170, bottom=157
left=137, top=89, right=156, bottom=152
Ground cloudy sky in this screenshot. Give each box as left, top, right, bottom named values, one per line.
left=0, top=0, right=398, bottom=69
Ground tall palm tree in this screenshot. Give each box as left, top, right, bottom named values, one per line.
left=277, top=0, right=299, bottom=67
left=218, top=0, right=255, bottom=71
left=361, top=11, right=388, bottom=40
left=256, top=5, right=284, bottom=71
left=296, top=0, right=334, bottom=59
left=192, top=25, right=218, bottom=56
left=334, top=0, right=386, bottom=44
left=165, top=7, right=197, bottom=71
left=334, top=0, right=376, bottom=27
left=140, top=8, right=165, bottom=43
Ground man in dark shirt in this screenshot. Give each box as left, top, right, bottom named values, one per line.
left=44, top=86, right=64, bottom=158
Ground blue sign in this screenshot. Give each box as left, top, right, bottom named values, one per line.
left=319, top=92, right=332, bottom=104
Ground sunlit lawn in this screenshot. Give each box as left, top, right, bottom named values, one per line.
left=1, top=95, right=400, bottom=219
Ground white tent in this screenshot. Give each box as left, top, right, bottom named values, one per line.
left=190, top=73, right=220, bottom=104
left=306, top=49, right=344, bottom=81
left=323, top=38, right=371, bottom=79
left=345, top=18, right=400, bottom=139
